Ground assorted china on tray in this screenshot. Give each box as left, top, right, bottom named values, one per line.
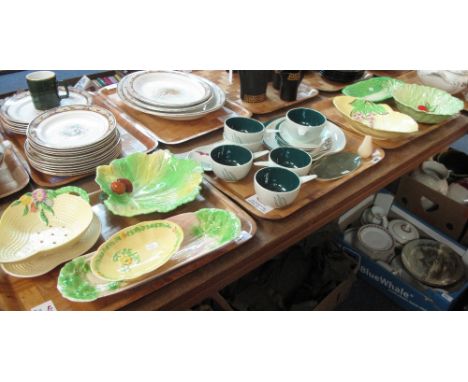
left=187, top=107, right=371, bottom=209
left=57, top=207, right=242, bottom=302
left=24, top=105, right=122, bottom=176
left=0, top=87, right=92, bottom=135
left=116, top=70, right=226, bottom=120
left=54, top=150, right=244, bottom=302
left=0, top=148, right=246, bottom=302
left=1, top=69, right=467, bottom=306
left=333, top=74, right=464, bottom=143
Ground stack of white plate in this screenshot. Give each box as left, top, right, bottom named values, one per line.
left=0, top=87, right=92, bottom=135
left=25, top=105, right=121, bottom=176
left=117, top=70, right=226, bottom=121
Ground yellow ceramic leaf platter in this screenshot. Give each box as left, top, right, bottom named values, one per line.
left=333, top=96, right=419, bottom=140
left=90, top=220, right=184, bottom=281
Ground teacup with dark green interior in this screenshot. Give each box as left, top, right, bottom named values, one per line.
left=256, top=167, right=300, bottom=192
left=210, top=144, right=254, bottom=182
left=26, top=71, right=69, bottom=111
left=254, top=147, right=312, bottom=176
left=285, top=107, right=326, bottom=143
left=254, top=167, right=316, bottom=208
left=224, top=117, right=265, bottom=144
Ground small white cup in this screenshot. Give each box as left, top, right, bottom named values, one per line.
left=284, top=107, right=327, bottom=144
left=360, top=206, right=388, bottom=228
left=254, top=167, right=317, bottom=208
left=224, top=116, right=265, bottom=144
left=210, top=144, right=268, bottom=182
left=253, top=147, right=312, bottom=176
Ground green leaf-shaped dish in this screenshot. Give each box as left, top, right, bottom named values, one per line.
left=342, top=77, right=403, bottom=102
left=57, top=208, right=241, bottom=302
left=95, top=150, right=203, bottom=217
left=393, top=83, right=464, bottom=124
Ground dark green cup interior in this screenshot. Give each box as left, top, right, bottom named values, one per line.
left=226, top=117, right=264, bottom=134
left=270, top=147, right=311, bottom=169
left=256, top=167, right=300, bottom=192
left=210, top=144, right=252, bottom=166
left=287, top=108, right=326, bottom=127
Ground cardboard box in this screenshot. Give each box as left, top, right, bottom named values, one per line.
left=394, top=175, right=468, bottom=245
left=338, top=191, right=468, bottom=311
left=314, top=252, right=359, bottom=311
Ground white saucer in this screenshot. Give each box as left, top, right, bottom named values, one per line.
left=278, top=119, right=325, bottom=149
left=263, top=116, right=346, bottom=156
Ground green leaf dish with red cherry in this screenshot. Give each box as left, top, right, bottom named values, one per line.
left=95, top=150, right=203, bottom=217
left=392, top=83, right=464, bottom=124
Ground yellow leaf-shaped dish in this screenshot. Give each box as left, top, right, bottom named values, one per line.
left=333, top=96, right=419, bottom=140
left=90, top=220, right=184, bottom=281
left=0, top=187, right=93, bottom=263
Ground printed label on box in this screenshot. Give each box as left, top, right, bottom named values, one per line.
left=31, top=300, right=57, bottom=311
left=246, top=195, right=274, bottom=214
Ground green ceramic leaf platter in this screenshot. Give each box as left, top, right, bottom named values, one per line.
left=95, top=150, right=203, bottom=217
left=342, top=77, right=403, bottom=102
left=57, top=208, right=241, bottom=302
left=392, top=83, right=464, bottom=124
left=311, top=152, right=361, bottom=180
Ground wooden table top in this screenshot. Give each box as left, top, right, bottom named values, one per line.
left=1, top=70, right=467, bottom=310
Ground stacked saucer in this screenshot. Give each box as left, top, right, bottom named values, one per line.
left=0, top=87, right=92, bottom=135
left=117, top=70, right=225, bottom=120
left=25, top=105, right=121, bottom=176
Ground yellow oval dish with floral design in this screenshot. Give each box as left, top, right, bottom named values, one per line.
left=0, top=186, right=93, bottom=263
left=333, top=96, right=419, bottom=140
left=90, top=220, right=184, bottom=281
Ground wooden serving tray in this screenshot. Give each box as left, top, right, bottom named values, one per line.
left=0, top=181, right=257, bottom=311
left=195, top=71, right=319, bottom=115
left=397, top=70, right=468, bottom=112
left=1, top=95, right=159, bottom=188
left=314, top=97, right=460, bottom=150
left=96, top=84, right=251, bottom=145
left=204, top=130, right=385, bottom=220
left=0, top=132, right=30, bottom=199
left=302, top=71, right=372, bottom=93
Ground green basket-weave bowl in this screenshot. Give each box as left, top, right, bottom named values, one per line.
left=392, top=83, right=464, bottom=124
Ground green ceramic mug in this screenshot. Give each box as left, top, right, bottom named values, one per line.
left=26, top=71, right=70, bottom=111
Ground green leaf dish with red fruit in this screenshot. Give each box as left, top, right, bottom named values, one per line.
left=392, top=83, right=464, bottom=124
left=95, top=150, right=203, bottom=217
